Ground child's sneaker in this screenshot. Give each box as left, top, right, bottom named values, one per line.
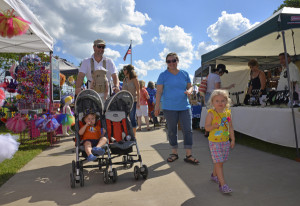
left=219, top=184, right=233, bottom=194
left=210, top=173, right=219, bottom=184
left=87, top=154, right=97, bottom=161
left=92, top=147, right=105, bottom=156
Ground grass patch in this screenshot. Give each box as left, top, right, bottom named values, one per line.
left=0, top=125, right=50, bottom=187
left=235, top=131, right=299, bottom=161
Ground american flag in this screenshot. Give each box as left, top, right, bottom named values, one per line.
left=123, top=44, right=132, bottom=61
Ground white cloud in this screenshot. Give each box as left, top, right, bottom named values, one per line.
left=151, top=36, right=158, bottom=42
left=23, top=0, right=150, bottom=60
left=104, top=48, right=121, bottom=61
left=207, top=11, right=258, bottom=45
left=196, top=11, right=259, bottom=59
left=158, top=25, right=194, bottom=69
left=131, top=25, right=195, bottom=73
left=195, top=42, right=219, bottom=60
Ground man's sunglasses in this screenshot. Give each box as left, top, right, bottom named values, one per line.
left=166, top=59, right=177, bottom=64
left=96, top=45, right=105, bottom=49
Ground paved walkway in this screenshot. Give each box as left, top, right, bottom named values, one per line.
left=0, top=125, right=300, bottom=206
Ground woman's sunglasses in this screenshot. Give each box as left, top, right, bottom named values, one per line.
left=166, top=59, right=177, bottom=64
left=96, top=45, right=105, bottom=49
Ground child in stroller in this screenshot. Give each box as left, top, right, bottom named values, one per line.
left=70, top=89, right=109, bottom=188
left=79, top=109, right=107, bottom=161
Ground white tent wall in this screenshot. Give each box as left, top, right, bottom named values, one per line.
left=216, top=60, right=250, bottom=103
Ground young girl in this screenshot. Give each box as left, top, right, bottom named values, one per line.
left=136, top=80, right=150, bottom=131
left=79, top=110, right=107, bottom=161
left=205, top=89, right=235, bottom=193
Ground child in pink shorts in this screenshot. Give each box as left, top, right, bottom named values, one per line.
left=205, top=89, right=235, bottom=194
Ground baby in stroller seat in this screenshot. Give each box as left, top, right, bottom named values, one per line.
left=79, top=109, right=107, bottom=161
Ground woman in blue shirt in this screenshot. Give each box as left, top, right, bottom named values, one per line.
left=155, top=53, right=199, bottom=164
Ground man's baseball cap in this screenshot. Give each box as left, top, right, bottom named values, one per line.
left=217, top=64, right=228, bottom=73
left=94, top=39, right=106, bottom=45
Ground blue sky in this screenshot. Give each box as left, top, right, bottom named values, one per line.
left=23, top=0, right=284, bottom=84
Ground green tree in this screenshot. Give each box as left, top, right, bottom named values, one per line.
left=118, top=69, right=125, bottom=81
left=274, top=0, right=300, bottom=13
left=0, top=53, right=24, bottom=71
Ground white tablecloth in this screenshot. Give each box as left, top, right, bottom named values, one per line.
left=200, top=106, right=300, bottom=148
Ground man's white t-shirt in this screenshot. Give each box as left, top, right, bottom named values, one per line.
left=206, top=73, right=221, bottom=93
left=79, top=55, right=117, bottom=88
left=277, top=62, right=300, bottom=91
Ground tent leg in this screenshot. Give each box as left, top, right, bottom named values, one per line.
left=281, top=31, right=300, bottom=161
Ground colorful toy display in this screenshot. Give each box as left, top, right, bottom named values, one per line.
left=15, top=55, right=50, bottom=104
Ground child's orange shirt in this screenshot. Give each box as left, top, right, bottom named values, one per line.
left=79, top=120, right=102, bottom=140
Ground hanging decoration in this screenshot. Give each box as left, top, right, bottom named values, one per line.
left=16, top=54, right=50, bottom=105
left=0, top=9, right=31, bottom=38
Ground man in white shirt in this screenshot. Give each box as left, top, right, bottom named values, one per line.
left=75, top=39, right=120, bottom=96
left=277, top=53, right=300, bottom=102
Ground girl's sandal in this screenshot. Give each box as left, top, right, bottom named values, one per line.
left=167, top=154, right=178, bottom=162
left=184, top=155, right=199, bottom=165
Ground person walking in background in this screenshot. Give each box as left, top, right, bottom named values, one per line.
left=122, top=64, right=140, bottom=137
left=75, top=39, right=120, bottom=99
left=146, top=81, right=157, bottom=124
left=205, top=89, right=235, bottom=193
left=155, top=52, right=199, bottom=164
left=137, top=80, right=150, bottom=131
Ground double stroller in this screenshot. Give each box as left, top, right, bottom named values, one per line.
left=70, top=89, right=148, bottom=188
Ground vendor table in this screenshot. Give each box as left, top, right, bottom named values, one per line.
left=200, top=106, right=300, bottom=148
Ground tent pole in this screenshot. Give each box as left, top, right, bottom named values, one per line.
left=49, top=51, right=53, bottom=113
left=281, top=30, right=300, bottom=161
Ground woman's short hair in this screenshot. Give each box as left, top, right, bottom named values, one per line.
left=248, top=59, right=259, bottom=67
left=123, top=64, right=137, bottom=79
left=207, top=89, right=232, bottom=110
left=147, top=81, right=155, bottom=89
left=165, top=52, right=179, bottom=63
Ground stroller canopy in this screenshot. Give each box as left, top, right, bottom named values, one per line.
left=104, top=90, right=133, bottom=114
left=75, top=89, right=104, bottom=120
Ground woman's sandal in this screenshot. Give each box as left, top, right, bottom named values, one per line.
left=184, top=155, right=199, bottom=165
left=167, top=154, right=179, bottom=162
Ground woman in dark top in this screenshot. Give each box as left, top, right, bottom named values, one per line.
left=246, top=59, right=266, bottom=96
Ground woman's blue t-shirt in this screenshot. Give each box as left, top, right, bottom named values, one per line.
left=157, top=69, right=191, bottom=111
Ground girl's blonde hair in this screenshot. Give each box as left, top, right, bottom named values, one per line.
left=139, top=80, right=145, bottom=89
left=207, top=89, right=232, bottom=110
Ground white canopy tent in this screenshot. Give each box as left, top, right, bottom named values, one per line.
left=0, top=0, right=53, bottom=53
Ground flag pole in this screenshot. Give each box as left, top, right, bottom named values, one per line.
left=130, top=40, right=132, bottom=65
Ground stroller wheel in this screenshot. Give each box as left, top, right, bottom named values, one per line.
left=79, top=170, right=84, bottom=187
left=134, top=166, right=140, bottom=180
left=70, top=173, right=75, bottom=188
left=141, top=165, right=148, bottom=180
left=103, top=169, right=110, bottom=184
left=71, top=160, right=76, bottom=175
left=111, top=168, right=118, bottom=183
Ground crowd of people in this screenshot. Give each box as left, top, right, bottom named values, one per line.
left=74, top=38, right=300, bottom=194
